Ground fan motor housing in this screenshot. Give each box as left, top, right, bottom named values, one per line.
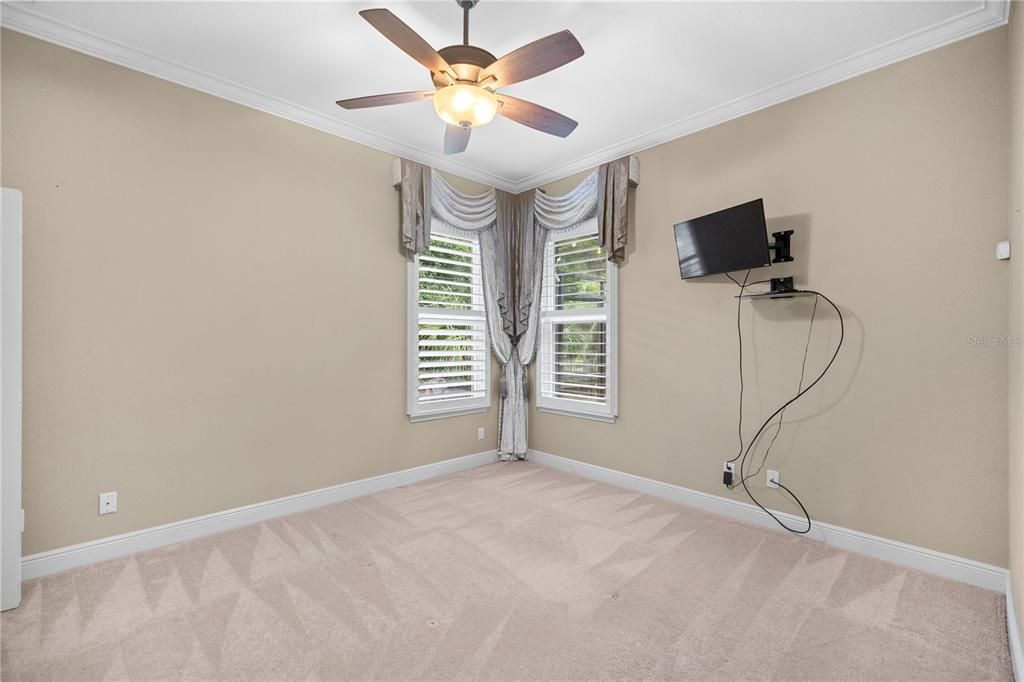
left=432, top=45, right=497, bottom=86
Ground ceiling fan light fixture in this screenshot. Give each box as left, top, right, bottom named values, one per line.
left=338, top=6, right=584, bottom=153
left=433, top=83, right=498, bottom=128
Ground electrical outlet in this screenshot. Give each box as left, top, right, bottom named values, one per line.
left=477, top=427, right=485, bottom=440
left=723, top=462, right=735, bottom=486
left=767, top=470, right=780, bottom=490
left=98, top=491, right=117, bottom=515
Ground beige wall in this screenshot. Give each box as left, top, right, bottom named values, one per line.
left=1009, top=3, right=1024, bottom=635
left=1, top=24, right=1013, bottom=567
left=0, top=30, right=498, bottom=555
left=533, top=28, right=1011, bottom=566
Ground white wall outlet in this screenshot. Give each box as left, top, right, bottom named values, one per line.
left=997, top=240, right=1011, bottom=260
left=766, top=470, right=780, bottom=490
left=98, top=491, right=117, bottom=515
left=477, top=427, right=485, bottom=440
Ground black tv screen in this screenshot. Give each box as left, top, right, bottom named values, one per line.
left=674, top=199, right=771, bottom=279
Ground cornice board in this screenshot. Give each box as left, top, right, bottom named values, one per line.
left=0, top=1, right=1010, bottom=194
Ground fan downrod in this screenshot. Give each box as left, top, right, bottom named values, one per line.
left=457, top=0, right=480, bottom=45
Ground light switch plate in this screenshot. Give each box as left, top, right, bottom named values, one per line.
left=997, top=240, right=1011, bottom=260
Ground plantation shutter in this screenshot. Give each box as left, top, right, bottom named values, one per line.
left=538, top=224, right=618, bottom=421
left=408, top=229, right=490, bottom=419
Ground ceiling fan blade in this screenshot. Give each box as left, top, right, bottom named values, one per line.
left=444, top=125, right=471, bottom=155
left=359, top=9, right=454, bottom=78
left=496, top=95, right=578, bottom=138
left=336, top=91, right=433, bottom=110
left=479, top=30, right=583, bottom=87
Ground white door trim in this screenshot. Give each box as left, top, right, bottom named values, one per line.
left=1, top=189, right=23, bottom=611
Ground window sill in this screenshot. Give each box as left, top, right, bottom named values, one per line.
left=408, top=406, right=489, bottom=423
left=536, top=406, right=617, bottom=424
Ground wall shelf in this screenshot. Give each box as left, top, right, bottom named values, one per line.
left=735, top=290, right=817, bottom=301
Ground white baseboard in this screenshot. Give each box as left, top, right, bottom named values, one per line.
left=21, top=449, right=498, bottom=580
left=528, top=449, right=1007, bottom=593
left=1009, top=575, right=1024, bottom=682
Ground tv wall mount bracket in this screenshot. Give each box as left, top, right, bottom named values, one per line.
left=769, top=230, right=793, bottom=264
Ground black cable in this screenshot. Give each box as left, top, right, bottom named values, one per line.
left=724, top=271, right=750, bottom=465
left=720, top=282, right=845, bottom=535
left=741, top=289, right=843, bottom=534
left=770, top=481, right=812, bottom=534
left=746, top=295, right=818, bottom=484
left=722, top=272, right=780, bottom=470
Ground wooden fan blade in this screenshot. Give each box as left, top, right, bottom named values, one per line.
left=479, top=30, right=583, bottom=87
left=444, top=124, right=471, bottom=154
left=360, top=9, right=454, bottom=78
left=496, top=95, right=578, bottom=138
left=336, top=91, right=433, bottom=110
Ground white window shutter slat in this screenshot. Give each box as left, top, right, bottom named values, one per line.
left=538, top=226, right=618, bottom=421
left=408, top=230, right=490, bottom=420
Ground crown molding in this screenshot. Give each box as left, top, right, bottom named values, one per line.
left=0, top=2, right=520, bottom=192
left=509, top=0, right=1010, bottom=192
left=1, top=1, right=1010, bottom=194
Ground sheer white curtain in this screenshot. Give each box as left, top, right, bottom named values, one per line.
left=397, top=158, right=636, bottom=460
left=535, top=157, right=633, bottom=263
left=535, top=170, right=598, bottom=232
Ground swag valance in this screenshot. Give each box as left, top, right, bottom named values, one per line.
left=395, top=156, right=638, bottom=459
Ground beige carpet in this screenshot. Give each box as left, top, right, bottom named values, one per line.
left=0, top=461, right=1012, bottom=681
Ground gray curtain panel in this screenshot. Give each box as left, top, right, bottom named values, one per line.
left=399, top=159, right=433, bottom=256
left=397, top=158, right=636, bottom=459
left=597, top=156, right=633, bottom=264
left=482, top=190, right=541, bottom=459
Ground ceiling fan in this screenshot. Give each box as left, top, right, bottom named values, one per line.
left=336, top=0, right=584, bottom=155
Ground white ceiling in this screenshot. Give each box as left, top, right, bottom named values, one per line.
left=2, top=1, right=1009, bottom=191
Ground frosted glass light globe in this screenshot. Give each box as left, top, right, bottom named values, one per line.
left=433, top=84, right=498, bottom=128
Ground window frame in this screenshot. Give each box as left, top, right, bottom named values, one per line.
left=406, top=223, right=491, bottom=422
left=536, top=219, right=619, bottom=423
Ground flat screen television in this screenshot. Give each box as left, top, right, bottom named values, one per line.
left=673, top=198, right=771, bottom=279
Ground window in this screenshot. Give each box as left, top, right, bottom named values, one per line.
left=537, top=221, right=618, bottom=422
left=407, top=225, right=490, bottom=421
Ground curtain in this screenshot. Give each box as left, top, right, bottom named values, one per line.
left=398, top=158, right=636, bottom=460
left=597, top=156, right=632, bottom=264
left=399, top=159, right=433, bottom=256
left=431, top=172, right=497, bottom=231
left=535, top=156, right=635, bottom=261
left=535, top=169, right=597, bottom=232
left=480, top=190, right=541, bottom=459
